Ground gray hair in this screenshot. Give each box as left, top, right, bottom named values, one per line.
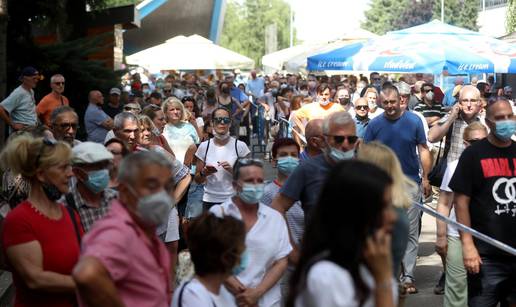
left=50, top=106, right=78, bottom=125
left=322, top=111, right=354, bottom=134
left=118, top=151, right=173, bottom=184
left=113, top=112, right=138, bottom=131
left=395, top=81, right=411, bottom=95
left=50, top=74, right=64, bottom=83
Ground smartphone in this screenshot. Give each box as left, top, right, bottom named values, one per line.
left=205, top=165, right=218, bottom=173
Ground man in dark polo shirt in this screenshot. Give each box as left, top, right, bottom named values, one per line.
left=414, top=82, right=445, bottom=127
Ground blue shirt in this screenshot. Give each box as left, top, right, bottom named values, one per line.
left=0, top=85, right=37, bottom=129
left=84, top=103, right=111, bottom=143
left=246, top=77, right=265, bottom=98
left=442, top=87, right=457, bottom=107
left=354, top=116, right=369, bottom=139
left=364, top=112, right=427, bottom=183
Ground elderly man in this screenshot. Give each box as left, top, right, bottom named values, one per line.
left=50, top=106, right=81, bottom=147
left=85, top=90, right=114, bottom=143
left=37, top=74, right=70, bottom=127
left=353, top=97, right=370, bottom=139
left=272, top=111, right=358, bottom=222
left=299, top=119, right=324, bottom=160
left=73, top=151, right=174, bottom=307
left=364, top=84, right=433, bottom=294
left=66, top=142, right=117, bottom=232
left=428, top=85, right=484, bottom=164
left=449, top=98, right=516, bottom=307
left=0, top=66, right=39, bottom=132
left=112, top=112, right=139, bottom=149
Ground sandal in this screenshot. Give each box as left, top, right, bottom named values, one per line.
left=403, top=282, right=418, bottom=294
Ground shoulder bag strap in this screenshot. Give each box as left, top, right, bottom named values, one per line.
left=204, top=139, right=211, bottom=167
left=442, top=122, right=454, bottom=159
left=234, top=138, right=239, bottom=158
left=178, top=280, right=191, bottom=307
left=65, top=203, right=82, bottom=244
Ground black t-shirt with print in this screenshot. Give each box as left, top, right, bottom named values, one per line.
left=449, top=139, right=516, bottom=257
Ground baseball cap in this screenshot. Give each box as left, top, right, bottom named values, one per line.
left=72, top=142, right=113, bottom=164
left=21, top=66, right=39, bottom=77
left=109, top=88, right=121, bottom=95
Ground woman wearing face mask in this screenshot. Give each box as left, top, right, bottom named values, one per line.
left=364, top=87, right=384, bottom=119
left=261, top=138, right=305, bottom=297
left=142, top=104, right=175, bottom=155
left=210, top=159, right=292, bottom=307
left=162, top=97, right=200, bottom=164
left=194, top=107, right=250, bottom=211
left=0, top=136, right=82, bottom=307
left=287, top=161, right=398, bottom=307
left=172, top=213, right=246, bottom=307
left=294, top=83, right=344, bottom=136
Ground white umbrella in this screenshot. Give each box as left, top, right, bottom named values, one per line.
left=126, top=34, right=255, bottom=71
left=262, top=43, right=322, bottom=73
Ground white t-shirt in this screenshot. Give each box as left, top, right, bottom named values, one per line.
left=368, top=107, right=384, bottom=119
left=171, top=278, right=236, bottom=307
left=296, top=261, right=398, bottom=307
left=440, top=159, right=460, bottom=238
left=210, top=200, right=292, bottom=307
left=411, top=110, right=433, bottom=150
left=195, top=137, right=250, bottom=203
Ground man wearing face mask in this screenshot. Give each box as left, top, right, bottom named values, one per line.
left=210, top=159, right=292, bottom=307
left=413, top=83, right=446, bottom=127
left=364, top=85, right=432, bottom=293
left=65, top=142, right=117, bottom=232
left=272, top=112, right=357, bottom=232
left=448, top=98, right=516, bottom=307
left=73, top=151, right=175, bottom=307
left=336, top=88, right=354, bottom=114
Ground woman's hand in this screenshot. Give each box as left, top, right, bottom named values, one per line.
left=218, top=161, right=233, bottom=173
left=364, top=229, right=393, bottom=283
left=236, top=288, right=262, bottom=307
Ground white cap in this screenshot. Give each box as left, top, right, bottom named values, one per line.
left=109, top=88, right=121, bottom=95
left=72, top=142, right=113, bottom=164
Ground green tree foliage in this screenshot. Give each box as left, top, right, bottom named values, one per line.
left=363, top=0, right=479, bottom=34
left=507, top=0, right=516, bottom=33
left=220, top=0, right=295, bottom=66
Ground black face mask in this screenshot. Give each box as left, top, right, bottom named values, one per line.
left=339, top=98, right=350, bottom=105
left=41, top=182, right=63, bottom=201
left=222, top=87, right=230, bottom=94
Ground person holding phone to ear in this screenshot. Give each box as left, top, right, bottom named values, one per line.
left=287, top=161, right=398, bottom=307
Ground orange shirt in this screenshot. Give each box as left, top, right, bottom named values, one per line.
left=36, top=93, right=69, bottom=126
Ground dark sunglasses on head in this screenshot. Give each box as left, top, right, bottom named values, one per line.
left=325, top=134, right=358, bottom=144
left=36, top=138, right=58, bottom=167
left=236, top=158, right=264, bottom=168
left=355, top=105, right=369, bottom=110
left=213, top=117, right=231, bottom=125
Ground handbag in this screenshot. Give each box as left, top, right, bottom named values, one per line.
left=428, top=124, right=453, bottom=187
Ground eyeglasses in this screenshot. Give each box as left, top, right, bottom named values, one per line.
left=460, top=99, right=480, bottom=104
left=372, top=78, right=381, bottom=81
left=355, top=105, right=369, bottom=110
left=422, top=88, right=433, bottom=93
left=163, top=90, right=172, bottom=93
left=213, top=117, right=231, bottom=125
left=181, top=96, right=194, bottom=103
left=53, top=82, right=65, bottom=86
left=325, top=134, right=358, bottom=144
left=57, top=122, right=79, bottom=130
left=124, top=107, right=141, bottom=112
left=465, top=138, right=484, bottom=144
left=36, top=138, right=57, bottom=167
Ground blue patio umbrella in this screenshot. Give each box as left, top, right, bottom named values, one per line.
left=307, top=20, right=516, bottom=74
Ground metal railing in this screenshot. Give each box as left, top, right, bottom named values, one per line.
left=479, top=0, right=508, bottom=10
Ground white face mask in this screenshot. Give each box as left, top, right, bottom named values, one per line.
left=319, top=98, right=330, bottom=106
left=368, top=101, right=377, bottom=110
left=214, top=131, right=230, bottom=140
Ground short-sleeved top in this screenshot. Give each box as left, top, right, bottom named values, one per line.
left=262, top=181, right=305, bottom=246
left=195, top=138, right=250, bottom=203
left=2, top=201, right=82, bottom=307
left=103, top=103, right=123, bottom=119
left=364, top=112, right=427, bottom=183
left=436, top=115, right=482, bottom=164
left=36, top=93, right=69, bottom=126
left=295, top=102, right=344, bottom=123
left=210, top=200, right=292, bottom=307
left=413, top=102, right=445, bottom=119
left=79, top=200, right=171, bottom=307
left=172, top=278, right=236, bottom=307
left=295, top=261, right=398, bottom=307
left=354, top=116, right=370, bottom=139
left=84, top=103, right=111, bottom=143
left=162, top=122, right=200, bottom=164
left=0, top=85, right=38, bottom=129
left=448, top=139, right=516, bottom=257
left=280, top=154, right=331, bottom=219
left=440, top=160, right=459, bottom=238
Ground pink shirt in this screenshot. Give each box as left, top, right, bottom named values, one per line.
left=78, top=200, right=171, bottom=307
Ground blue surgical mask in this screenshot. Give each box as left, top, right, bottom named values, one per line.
left=494, top=119, right=516, bottom=141
left=326, top=147, right=355, bottom=162
left=232, top=249, right=249, bottom=276
left=84, top=169, right=110, bottom=194
left=238, top=183, right=265, bottom=205
left=277, top=156, right=299, bottom=175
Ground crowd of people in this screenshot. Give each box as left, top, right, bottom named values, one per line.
left=0, top=65, right=514, bottom=307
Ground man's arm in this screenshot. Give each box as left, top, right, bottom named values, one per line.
left=100, top=118, right=114, bottom=130
left=0, top=106, right=13, bottom=128
left=173, top=173, right=191, bottom=203
left=427, top=104, right=460, bottom=142
left=73, top=256, right=124, bottom=307
left=435, top=191, right=452, bottom=257
left=454, top=192, right=482, bottom=274
left=417, top=143, right=432, bottom=198
left=271, top=193, right=300, bottom=264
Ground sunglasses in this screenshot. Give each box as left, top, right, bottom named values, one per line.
left=124, top=107, right=140, bottom=112
left=36, top=138, right=58, bottom=167
left=181, top=96, right=194, bottom=103
left=422, top=88, right=434, bottom=93
left=57, top=122, right=79, bottom=130
left=213, top=117, right=231, bottom=125
left=53, top=82, right=65, bottom=86
left=325, top=134, right=358, bottom=144
left=355, top=105, right=369, bottom=110
left=372, top=78, right=381, bottom=81
left=466, top=138, right=484, bottom=144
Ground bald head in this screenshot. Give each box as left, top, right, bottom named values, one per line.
left=305, top=119, right=323, bottom=140
left=88, top=90, right=104, bottom=106
left=459, top=85, right=480, bottom=101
